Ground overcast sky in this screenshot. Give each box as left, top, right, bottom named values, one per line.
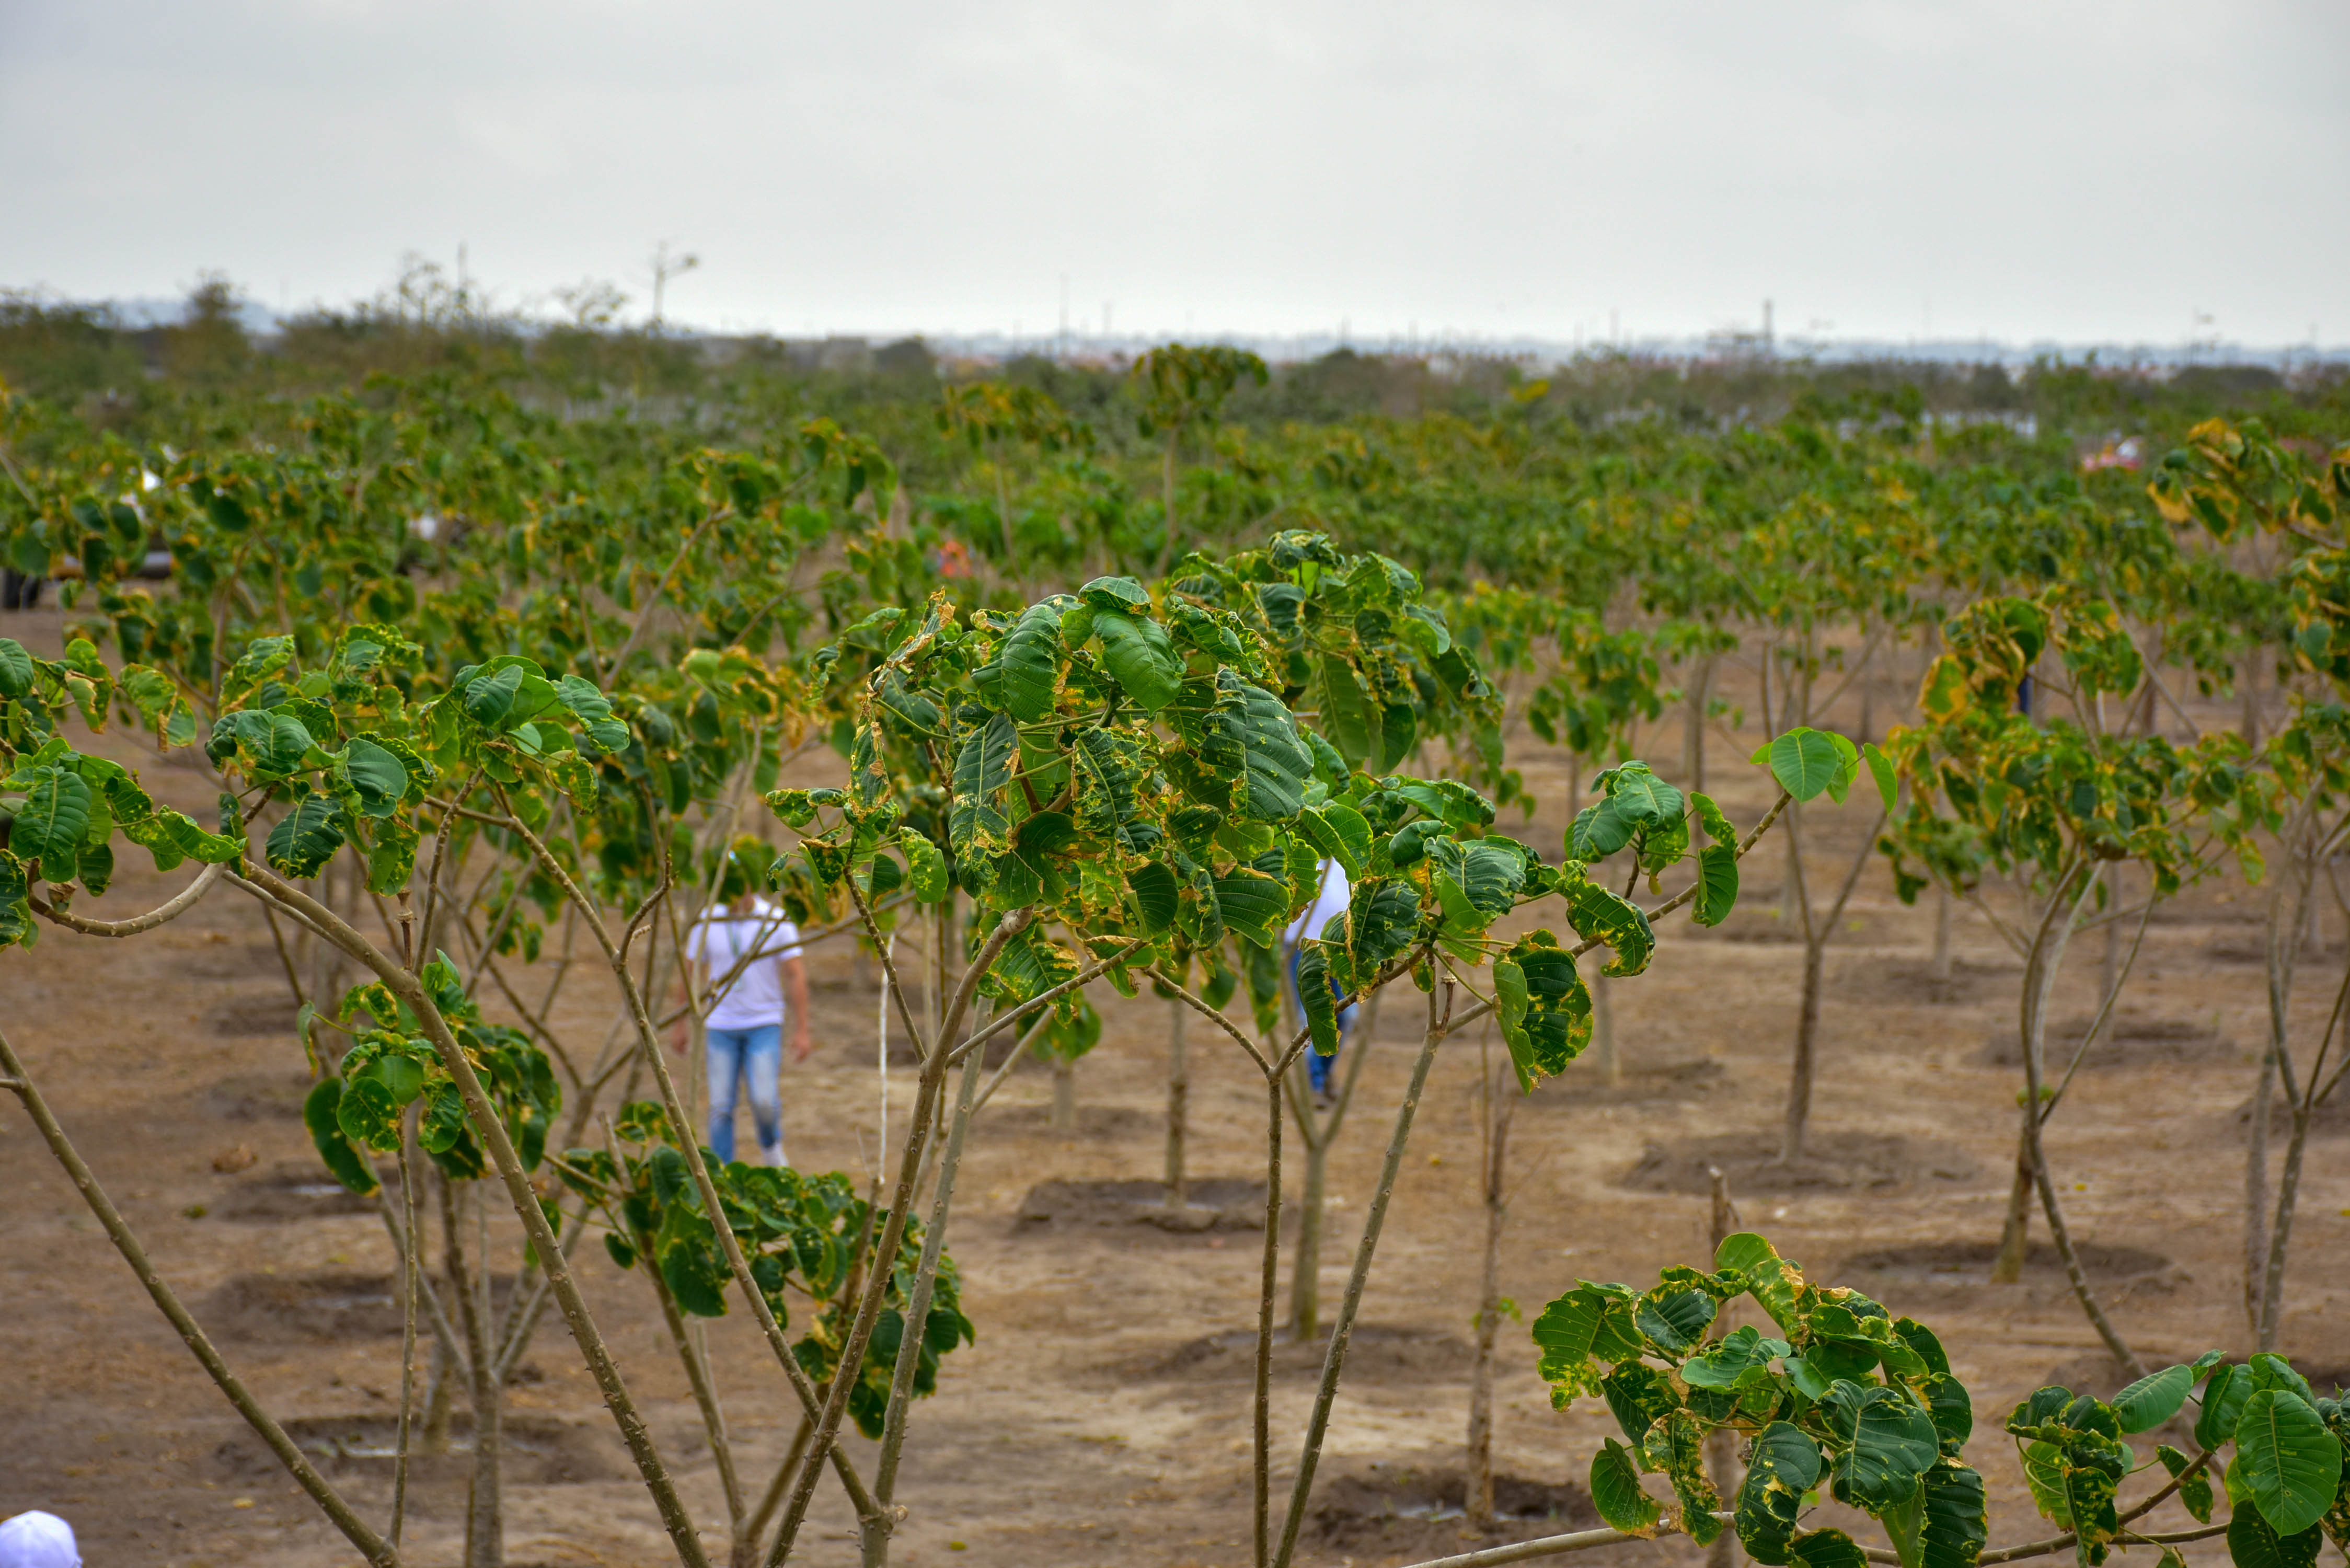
left=4, top=0, right=2344, bottom=349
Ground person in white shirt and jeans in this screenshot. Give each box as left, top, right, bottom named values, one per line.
left=678, top=891, right=812, bottom=1166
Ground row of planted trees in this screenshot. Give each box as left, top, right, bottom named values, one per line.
left=1, top=360, right=2346, bottom=1567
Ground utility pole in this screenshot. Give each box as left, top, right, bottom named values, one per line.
left=1762, top=298, right=1773, bottom=355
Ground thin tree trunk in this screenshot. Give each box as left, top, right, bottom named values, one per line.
left=1781, top=940, right=1825, bottom=1162
left=1682, top=654, right=1716, bottom=789
left=1465, top=1056, right=1517, bottom=1533
left=1050, top=1055, right=1076, bottom=1132
left=1994, top=864, right=2091, bottom=1287
left=2257, top=1105, right=2315, bottom=1352
left=1272, top=983, right=1449, bottom=1568
left=2247, top=857, right=2310, bottom=1331
left=1931, top=883, right=1953, bottom=983
left=1165, top=997, right=1189, bottom=1206
left=1289, top=1110, right=1329, bottom=1342
left=1992, top=1127, right=2036, bottom=1285
left=444, top=1181, right=502, bottom=1568
left=0, top=1025, right=404, bottom=1568
left=1254, top=1071, right=1284, bottom=1568
left=1591, top=973, right=1618, bottom=1088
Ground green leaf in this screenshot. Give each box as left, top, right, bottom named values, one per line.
left=118, top=806, right=243, bottom=870
left=1068, top=727, right=1140, bottom=831
left=1590, top=1438, right=1662, bottom=1534
left=1295, top=802, right=1372, bottom=878
left=2201, top=1364, right=2253, bottom=1450
left=1715, top=1233, right=1808, bottom=1335
left=1208, top=673, right=1315, bottom=823
left=1883, top=1482, right=1927, bottom=1568
left=302, top=1078, right=380, bottom=1196
left=897, top=831, right=949, bottom=903
left=1494, top=930, right=1592, bottom=1087
left=1691, top=791, right=1737, bottom=845
left=2114, top=1365, right=2196, bottom=1434
left=2157, top=1445, right=2215, bottom=1525
left=1129, top=861, right=1179, bottom=933
left=1000, top=598, right=1066, bottom=722
left=12, top=767, right=94, bottom=884
left=0, top=638, right=32, bottom=698
left=1093, top=612, right=1182, bottom=712
left=1296, top=940, right=1341, bottom=1057
left=1635, top=1287, right=1716, bottom=1355
left=1566, top=881, right=1655, bottom=977
left=1531, top=1282, right=1644, bottom=1382
left=339, top=738, right=408, bottom=819
left=1691, top=843, right=1740, bottom=926
left=1571, top=797, right=1636, bottom=860
left=1319, top=656, right=1377, bottom=771
left=1683, top=1324, right=1770, bottom=1388
left=1763, top=729, right=1847, bottom=803
left=1788, top=1528, right=1871, bottom=1568
left=1863, top=743, right=1899, bottom=811
left=1836, top=1385, right=1942, bottom=1508
left=75, top=841, right=113, bottom=896
left=2227, top=1511, right=2322, bottom=1568
left=462, top=663, right=526, bottom=729
left=1737, top=1421, right=1825, bottom=1565
left=266, top=793, right=347, bottom=879
left=1919, top=1462, right=1988, bottom=1568
left=1212, top=868, right=1289, bottom=947
left=949, top=712, right=1018, bottom=860
left=336, top=1074, right=402, bottom=1151
left=1078, top=574, right=1150, bottom=612
left=2237, top=1390, right=2343, bottom=1536
left=1460, top=840, right=1529, bottom=918
left=1606, top=763, right=1684, bottom=828
left=2022, top=1441, right=2073, bottom=1527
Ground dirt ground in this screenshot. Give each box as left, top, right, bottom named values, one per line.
left=3, top=603, right=2346, bottom=1568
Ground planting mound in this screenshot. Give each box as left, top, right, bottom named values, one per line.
left=203, top=1070, right=313, bottom=1122
left=2234, top=1086, right=2350, bottom=1140
left=1695, top=908, right=1804, bottom=944
left=212, top=1164, right=383, bottom=1222
left=1619, top=1131, right=1978, bottom=1195
left=216, top=1414, right=624, bottom=1486
left=1541, top=1048, right=1728, bottom=1104
left=201, top=1271, right=519, bottom=1341
left=983, top=1102, right=1161, bottom=1143
left=204, top=989, right=303, bottom=1037
left=1307, top=1459, right=1598, bottom=1557
left=1150, top=1323, right=1470, bottom=1383
left=1977, top=1012, right=2237, bottom=1070
left=1831, top=955, right=2023, bottom=1007
left=1015, top=1178, right=1266, bottom=1234
left=1843, top=1239, right=2173, bottom=1285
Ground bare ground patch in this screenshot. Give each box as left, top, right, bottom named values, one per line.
left=1619, top=1131, right=1980, bottom=1196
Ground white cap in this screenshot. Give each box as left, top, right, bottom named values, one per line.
left=0, top=1512, right=79, bottom=1568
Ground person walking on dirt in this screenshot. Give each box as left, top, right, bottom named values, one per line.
left=0, top=1511, right=80, bottom=1568
left=1284, top=858, right=1356, bottom=1108
left=678, top=870, right=813, bottom=1167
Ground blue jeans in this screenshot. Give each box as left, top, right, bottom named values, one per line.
left=706, top=1024, right=783, bottom=1163
left=1288, top=949, right=1357, bottom=1095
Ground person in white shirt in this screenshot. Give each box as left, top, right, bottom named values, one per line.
left=1284, top=859, right=1359, bottom=1106
left=0, top=1511, right=80, bottom=1568
left=679, top=893, right=812, bottom=1166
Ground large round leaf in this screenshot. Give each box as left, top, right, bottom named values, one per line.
left=2235, top=1389, right=2343, bottom=1537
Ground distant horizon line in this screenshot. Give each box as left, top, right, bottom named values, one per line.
left=41, top=292, right=2350, bottom=372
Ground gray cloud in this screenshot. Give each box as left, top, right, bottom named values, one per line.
left=3, top=0, right=2343, bottom=345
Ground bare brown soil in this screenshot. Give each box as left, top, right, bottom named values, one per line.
left=4, top=603, right=2347, bottom=1567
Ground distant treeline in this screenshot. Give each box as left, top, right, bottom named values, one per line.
left=5, top=271, right=2343, bottom=454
